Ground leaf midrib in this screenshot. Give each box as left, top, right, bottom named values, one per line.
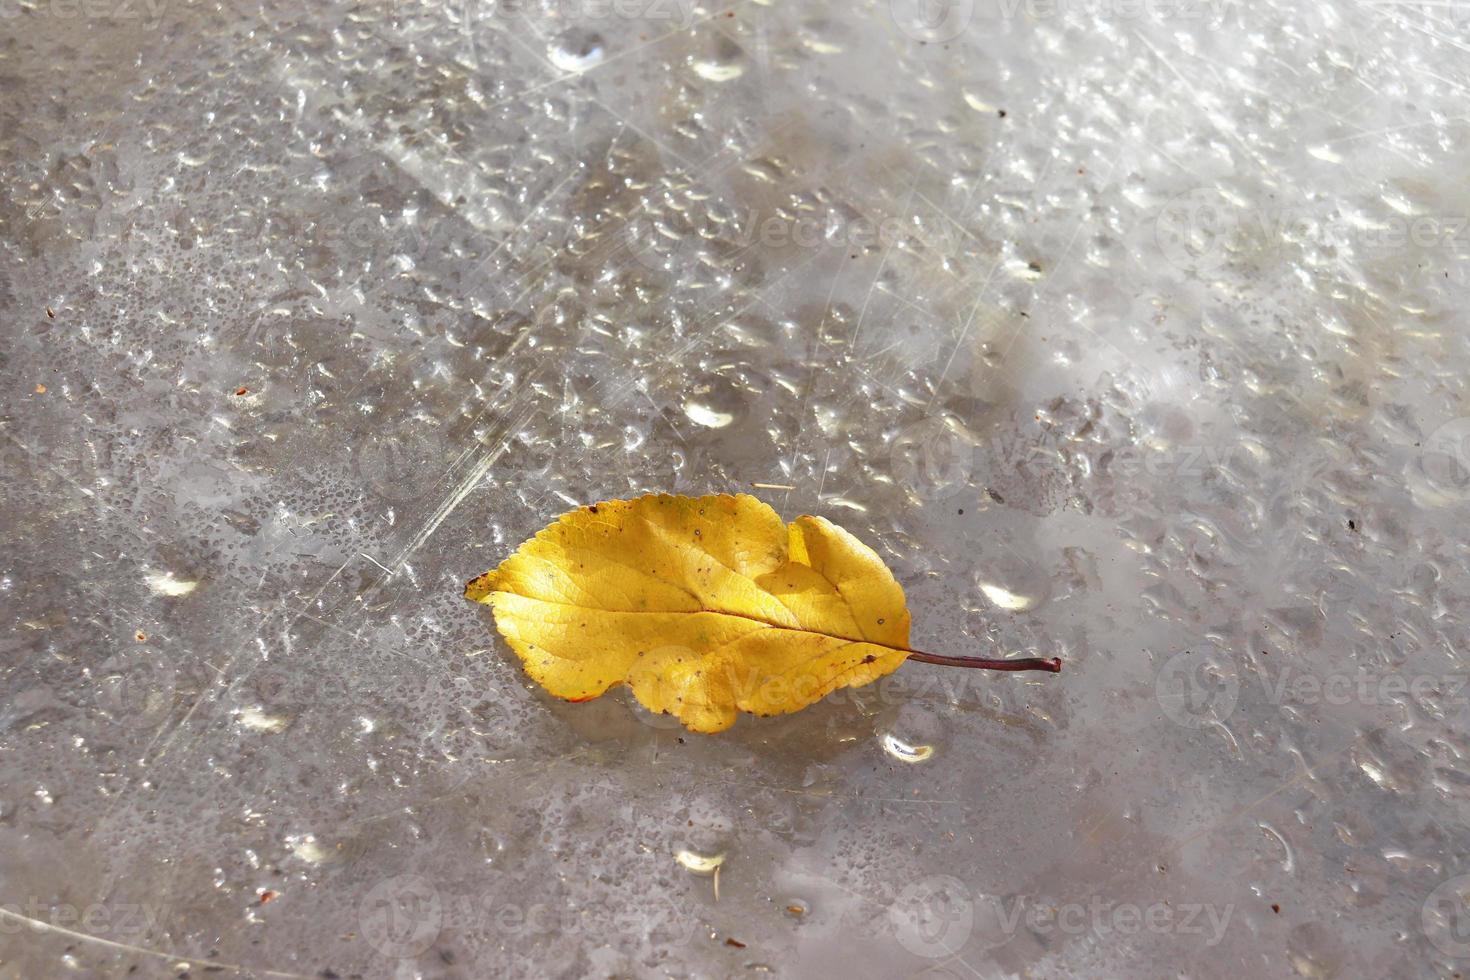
left=489, top=591, right=913, bottom=656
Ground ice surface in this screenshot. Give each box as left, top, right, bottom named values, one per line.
left=2, top=0, right=1470, bottom=976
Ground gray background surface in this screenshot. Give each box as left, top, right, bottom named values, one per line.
left=3, top=0, right=1470, bottom=976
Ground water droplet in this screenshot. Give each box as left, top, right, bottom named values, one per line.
left=675, top=849, right=724, bottom=874
left=682, top=377, right=744, bottom=429
left=235, top=706, right=292, bottom=733
left=977, top=582, right=1042, bottom=612
left=286, top=834, right=327, bottom=864
left=975, top=554, right=1051, bottom=612
left=1285, top=922, right=1345, bottom=977
left=797, top=19, right=851, bottom=54
left=963, top=91, right=996, bottom=113
left=881, top=732, right=934, bottom=763
left=691, top=37, right=747, bottom=82
left=549, top=30, right=605, bottom=72
left=684, top=403, right=733, bottom=429
left=144, top=570, right=198, bottom=597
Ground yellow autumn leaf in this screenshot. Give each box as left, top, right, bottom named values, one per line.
left=465, top=493, right=1059, bottom=733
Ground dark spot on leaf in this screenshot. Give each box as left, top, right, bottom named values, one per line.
left=862, top=655, right=876, bottom=664
left=588, top=505, right=598, bottom=513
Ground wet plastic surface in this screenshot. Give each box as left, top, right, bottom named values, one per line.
left=3, top=0, right=1470, bottom=976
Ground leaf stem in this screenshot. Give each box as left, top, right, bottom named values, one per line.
left=905, top=650, right=1062, bottom=673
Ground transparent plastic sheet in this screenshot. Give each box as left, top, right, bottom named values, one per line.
left=1, top=0, right=1468, bottom=976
